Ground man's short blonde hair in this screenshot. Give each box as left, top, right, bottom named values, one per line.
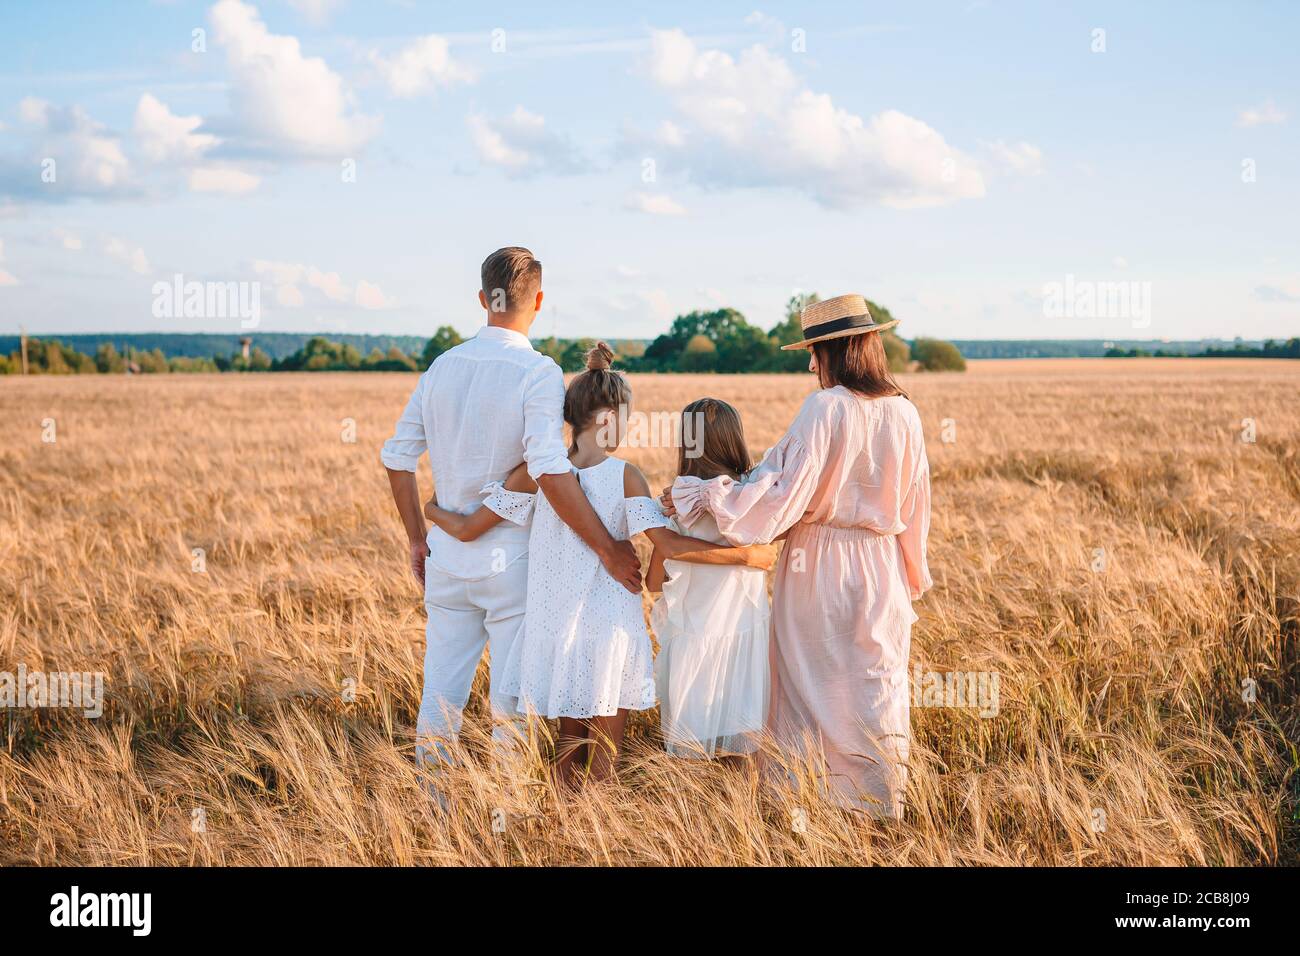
left=481, top=247, right=542, bottom=314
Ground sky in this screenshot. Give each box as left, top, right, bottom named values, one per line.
left=0, top=0, right=1297, bottom=343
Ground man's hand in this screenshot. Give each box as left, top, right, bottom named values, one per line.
left=599, top=539, right=642, bottom=593
left=386, top=468, right=428, bottom=591
left=409, top=538, right=430, bottom=586
left=659, top=485, right=677, bottom=518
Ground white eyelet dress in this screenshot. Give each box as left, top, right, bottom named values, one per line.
left=498, top=456, right=668, bottom=719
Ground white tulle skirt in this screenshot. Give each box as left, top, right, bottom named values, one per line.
left=651, top=560, right=770, bottom=758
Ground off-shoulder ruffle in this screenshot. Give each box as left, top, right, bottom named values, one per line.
left=480, top=480, right=535, bottom=527
left=625, top=495, right=669, bottom=537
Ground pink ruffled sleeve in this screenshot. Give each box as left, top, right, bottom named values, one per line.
left=671, top=421, right=824, bottom=547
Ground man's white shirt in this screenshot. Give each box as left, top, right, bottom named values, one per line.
left=380, top=325, right=570, bottom=580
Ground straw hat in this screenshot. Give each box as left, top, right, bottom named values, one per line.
left=780, top=293, right=899, bottom=350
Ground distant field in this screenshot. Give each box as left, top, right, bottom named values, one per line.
left=1, top=360, right=1296, bottom=865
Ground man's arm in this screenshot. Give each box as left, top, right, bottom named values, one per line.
left=381, top=374, right=430, bottom=587
left=387, top=469, right=429, bottom=585
left=522, top=362, right=640, bottom=593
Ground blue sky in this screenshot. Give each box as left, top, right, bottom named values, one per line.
left=1, top=0, right=1297, bottom=342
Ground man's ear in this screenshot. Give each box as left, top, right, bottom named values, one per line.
left=533, top=290, right=544, bottom=314
left=478, top=289, right=489, bottom=311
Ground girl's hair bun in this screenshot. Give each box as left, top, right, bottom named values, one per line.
left=586, top=341, right=615, bottom=371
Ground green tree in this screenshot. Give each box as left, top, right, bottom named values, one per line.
left=882, top=332, right=911, bottom=372
left=533, top=336, right=566, bottom=366
left=863, top=300, right=911, bottom=373
left=679, top=333, right=718, bottom=371
left=560, top=337, right=599, bottom=372
left=420, top=325, right=464, bottom=367
left=95, top=343, right=126, bottom=373
left=645, top=308, right=773, bottom=372
left=912, top=337, right=967, bottom=371
left=768, top=293, right=820, bottom=370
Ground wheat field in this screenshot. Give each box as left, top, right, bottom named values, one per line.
left=1, top=359, right=1296, bottom=866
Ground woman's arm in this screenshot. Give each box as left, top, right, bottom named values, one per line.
left=672, top=541, right=781, bottom=570
left=664, top=396, right=830, bottom=546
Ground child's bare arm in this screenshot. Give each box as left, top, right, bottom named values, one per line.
left=422, top=462, right=537, bottom=543
left=647, top=545, right=668, bottom=592
left=424, top=500, right=505, bottom=542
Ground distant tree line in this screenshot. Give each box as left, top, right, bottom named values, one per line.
left=2, top=296, right=970, bottom=375
left=548, top=295, right=965, bottom=373
left=1106, top=338, right=1300, bottom=359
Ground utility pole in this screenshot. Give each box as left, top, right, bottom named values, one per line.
left=19, top=325, right=29, bottom=375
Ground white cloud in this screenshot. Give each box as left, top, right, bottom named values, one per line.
left=468, top=106, right=585, bottom=175
left=0, top=270, right=18, bottom=287
left=133, top=94, right=218, bottom=164
left=638, top=29, right=985, bottom=209
left=104, top=236, right=151, bottom=275
left=1112, top=256, right=1128, bottom=270
left=209, top=0, right=378, bottom=157
left=60, top=232, right=83, bottom=251
left=354, top=279, right=393, bottom=309
left=370, top=34, right=474, bottom=97
left=15, top=97, right=132, bottom=194
left=469, top=114, right=530, bottom=169
left=253, top=259, right=389, bottom=309
left=625, top=191, right=687, bottom=216
left=189, top=166, right=261, bottom=194
left=1237, top=100, right=1286, bottom=128
left=981, top=139, right=1044, bottom=176
left=287, top=0, right=342, bottom=24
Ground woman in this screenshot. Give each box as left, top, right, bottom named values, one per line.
left=663, top=294, right=932, bottom=817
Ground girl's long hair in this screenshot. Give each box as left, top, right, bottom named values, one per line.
left=677, top=398, right=752, bottom=481
left=810, top=332, right=907, bottom=399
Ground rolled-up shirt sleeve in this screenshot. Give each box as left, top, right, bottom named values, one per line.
left=521, top=361, right=571, bottom=480
left=379, top=373, right=428, bottom=472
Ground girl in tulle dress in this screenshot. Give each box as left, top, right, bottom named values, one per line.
left=425, top=343, right=753, bottom=786
left=648, top=399, right=778, bottom=762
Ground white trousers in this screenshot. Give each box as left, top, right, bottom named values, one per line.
left=416, top=556, right=528, bottom=769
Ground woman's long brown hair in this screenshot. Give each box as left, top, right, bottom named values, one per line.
left=810, top=332, right=907, bottom=399
left=677, top=398, right=752, bottom=480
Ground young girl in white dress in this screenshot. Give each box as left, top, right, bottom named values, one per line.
left=648, top=398, right=777, bottom=761
left=424, top=343, right=747, bottom=786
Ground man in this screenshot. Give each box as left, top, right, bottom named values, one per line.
left=381, top=247, right=640, bottom=772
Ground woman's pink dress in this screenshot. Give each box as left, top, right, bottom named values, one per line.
left=672, top=386, right=931, bottom=817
